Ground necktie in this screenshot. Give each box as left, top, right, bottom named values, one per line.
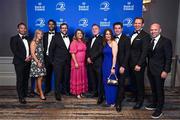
left=150, top=39, right=155, bottom=51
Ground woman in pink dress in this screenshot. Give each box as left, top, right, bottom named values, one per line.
left=70, top=29, right=88, bottom=99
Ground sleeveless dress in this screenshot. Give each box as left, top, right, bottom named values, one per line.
left=69, top=40, right=88, bottom=95
left=30, top=41, right=46, bottom=77
left=102, top=43, right=118, bottom=105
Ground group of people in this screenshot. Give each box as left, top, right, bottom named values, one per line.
left=10, top=17, right=172, bottom=119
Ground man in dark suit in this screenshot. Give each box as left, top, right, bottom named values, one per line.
left=43, top=19, right=57, bottom=95
left=145, top=23, right=172, bottom=119
left=49, top=23, right=71, bottom=100
left=10, top=22, right=31, bottom=104
left=86, top=24, right=104, bottom=104
left=129, top=17, right=151, bottom=109
left=113, top=22, right=130, bottom=112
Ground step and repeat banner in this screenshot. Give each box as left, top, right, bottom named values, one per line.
left=27, top=0, right=142, bottom=89
left=27, top=0, right=142, bottom=37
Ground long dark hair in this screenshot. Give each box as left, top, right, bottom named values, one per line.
left=73, top=29, right=86, bottom=43
left=103, top=28, right=115, bottom=46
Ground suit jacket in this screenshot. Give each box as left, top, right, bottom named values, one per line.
left=148, top=36, right=172, bottom=76
left=86, top=35, right=103, bottom=67
left=43, top=31, right=57, bottom=56
left=129, top=30, right=151, bottom=68
left=10, top=34, right=31, bottom=65
left=49, top=33, right=71, bottom=65
left=116, top=34, right=130, bottom=69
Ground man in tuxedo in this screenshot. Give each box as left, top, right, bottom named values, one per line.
left=43, top=19, right=57, bottom=95
left=86, top=24, right=104, bottom=104
left=145, top=23, right=172, bottom=119
left=10, top=22, right=31, bottom=104
left=129, top=17, right=151, bottom=109
left=49, top=23, right=71, bottom=100
left=113, top=22, right=130, bottom=112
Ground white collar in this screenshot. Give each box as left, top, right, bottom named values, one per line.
left=116, top=33, right=122, bottom=38
left=154, top=34, right=161, bottom=42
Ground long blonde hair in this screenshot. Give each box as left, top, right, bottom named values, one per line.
left=32, top=29, right=43, bottom=43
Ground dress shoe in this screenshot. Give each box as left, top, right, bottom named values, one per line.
left=55, top=94, right=62, bottom=101
left=19, top=98, right=27, bottom=104
left=126, top=97, right=137, bottom=102
left=116, top=104, right=122, bottom=112
left=97, top=98, right=104, bottom=105
left=133, top=102, right=143, bottom=109
left=145, top=104, right=156, bottom=111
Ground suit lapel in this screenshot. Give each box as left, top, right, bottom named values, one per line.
left=153, top=36, right=162, bottom=51
left=60, top=34, right=70, bottom=50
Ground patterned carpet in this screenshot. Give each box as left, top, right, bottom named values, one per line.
left=0, top=87, right=179, bottom=120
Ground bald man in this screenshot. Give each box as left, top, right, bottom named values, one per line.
left=145, top=23, right=172, bottom=119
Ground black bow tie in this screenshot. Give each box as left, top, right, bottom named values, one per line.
left=63, top=35, right=68, bottom=38
left=133, top=30, right=140, bottom=34
left=93, top=35, right=98, bottom=38
left=115, top=36, right=120, bottom=39
left=48, top=32, right=55, bottom=34
left=22, top=36, right=27, bottom=39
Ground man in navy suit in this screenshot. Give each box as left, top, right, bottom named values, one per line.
left=49, top=23, right=71, bottom=100
left=10, top=22, right=31, bottom=104
left=145, top=23, right=172, bottom=119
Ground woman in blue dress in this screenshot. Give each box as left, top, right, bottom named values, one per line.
left=102, top=29, right=118, bottom=106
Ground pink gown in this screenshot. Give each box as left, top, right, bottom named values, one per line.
left=69, top=39, right=88, bottom=95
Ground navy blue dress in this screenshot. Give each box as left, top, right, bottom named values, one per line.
left=102, top=43, right=118, bottom=105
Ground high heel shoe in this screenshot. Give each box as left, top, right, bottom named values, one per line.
left=77, top=95, right=81, bottom=99
left=80, top=94, right=85, bottom=98
left=40, top=96, right=46, bottom=100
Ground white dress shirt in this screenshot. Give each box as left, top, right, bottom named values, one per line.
left=46, top=31, right=55, bottom=55
left=115, top=33, right=122, bottom=44
left=90, top=34, right=99, bottom=48
left=19, top=34, right=29, bottom=57
left=153, top=34, right=161, bottom=50
left=61, top=33, right=70, bottom=49
left=131, top=33, right=138, bottom=45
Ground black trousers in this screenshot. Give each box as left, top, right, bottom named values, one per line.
left=53, top=62, right=70, bottom=96
left=87, top=64, right=104, bottom=98
left=44, top=55, right=53, bottom=93
left=147, top=71, right=165, bottom=111
left=129, top=67, right=145, bottom=103
left=14, top=62, right=30, bottom=99
left=116, top=71, right=126, bottom=105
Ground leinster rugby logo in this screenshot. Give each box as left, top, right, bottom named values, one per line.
left=123, top=18, right=133, bottom=27
left=79, top=18, right=88, bottom=27
left=100, top=1, right=110, bottom=11
left=35, top=18, right=45, bottom=27
left=56, top=2, right=66, bottom=11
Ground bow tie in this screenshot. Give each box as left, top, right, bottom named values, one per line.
left=22, top=36, right=27, bottom=39
left=93, top=35, right=98, bottom=38
left=48, top=32, right=55, bottom=34
left=63, top=35, right=68, bottom=38
left=133, top=30, right=140, bottom=34
left=115, top=36, right=120, bottom=39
